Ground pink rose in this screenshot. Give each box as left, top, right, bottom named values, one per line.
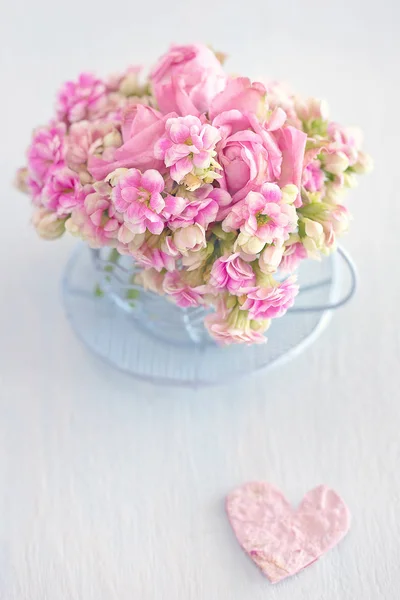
left=209, top=77, right=266, bottom=121
left=213, top=108, right=306, bottom=202
left=88, top=105, right=168, bottom=180
left=150, top=44, right=227, bottom=116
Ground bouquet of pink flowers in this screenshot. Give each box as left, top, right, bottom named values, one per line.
left=16, top=44, right=372, bottom=345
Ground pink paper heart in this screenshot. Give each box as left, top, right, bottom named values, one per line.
left=226, top=482, right=350, bottom=583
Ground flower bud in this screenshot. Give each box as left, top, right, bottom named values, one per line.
left=352, top=151, right=373, bottom=174
left=173, top=224, right=207, bottom=254
left=323, top=151, right=349, bottom=175
left=343, top=171, right=358, bottom=188
left=106, top=168, right=129, bottom=187
left=236, top=233, right=265, bottom=255
left=103, top=130, right=122, bottom=149
left=182, top=242, right=213, bottom=271
left=295, top=97, right=329, bottom=121
left=281, top=184, right=298, bottom=205
left=119, top=72, right=142, bottom=97
left=15, top=167, right=28, bottom=193
left=259, top=245, right=284, bottom=274
left=303, top=218, right=324, bottom=240
left=33, top=207, right=66, bottom=240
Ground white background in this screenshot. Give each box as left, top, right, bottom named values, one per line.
left=1, top=1, right=400, bottom=598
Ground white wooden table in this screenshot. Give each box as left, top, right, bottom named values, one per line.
left=1, top=1, right=399, bottom=598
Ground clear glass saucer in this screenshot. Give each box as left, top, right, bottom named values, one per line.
left=61, top=243, right=355, bottom=387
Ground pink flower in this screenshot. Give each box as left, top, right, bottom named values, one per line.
left=264, top=81, right=303, bottom=129
left=65, top=179, right=129, bottom=249
left=134, top=268, right=165, bottom=294
left=204, top=300, right=268, bottom=346
left=209, top=78, right=266, bottom=121
left=150, top=44, right=226, bottom=116
left=215, top=125, right=269, bottom=197
left=42, top=166, right=82, bottom=216
left=27, top=123, right=66, bottom=184
left=259, top=245, right=285, bottom=274
left=167, top=184, right=220, bottom=230
left=222, top=183, right=298, bottom=251
left=56, top=73, right=107, bottom=124
left=320, top=204, right=350, bottom=247
left=154, top=115, right=221, bottom=184
left=280, top=241, right=307, bottom=272
left=88, top=105, right=167, bottom=180
left=131, top=243, right=176, bottom=272
left=111, top=168, right=166, bottom=235
left=263, top=125, right=307, bottom=206
left=303, top=160, right=324, bottom=192
left=327, top=122, right=360, bottom=165
left=241, top=277, right=299, bottom=320
left=212, top=109, right=306, bottom=202
left=163, top=271, right=206, bottom=308
left=27, top=176, right=45, bottom=206
left=105, top=66, right=142, bottom=95
left=82, top=182, right=122, bottom=243
left=66, top=120, right=122, bottom=179
left=210, top=253, right=256, bottom=294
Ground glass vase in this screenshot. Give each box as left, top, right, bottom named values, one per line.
left=62, top=244, right=356, bottom=387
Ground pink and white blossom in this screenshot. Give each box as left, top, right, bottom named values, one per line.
left=204, top=300, right=268, bottom=346
left=241, top=277, right=299, bottom=320
left=155, top=115, right=221, bottom=185
left=210, top=253, right=256, bottom=294
left=131, top=243, right=177, bottom=272
left=163, top=271, right=207, bottom=308
left=167, top=184, right=220, bottom=230
left=27, top=123, right=66, bottom=184
left=303, top=161, right=324, bottom=193
left=110, top=168, right=166, bottom=235
left=223, top=183, right=298, bottom=251
left=42, top=167, right=82, bottom=216
left=66, top=120, right=122, bottom=180
left=279, top=240, right=308, bottom=272
left=56, top=73, right=107, bottom=124
left=16, top=45, right=371, bottom=346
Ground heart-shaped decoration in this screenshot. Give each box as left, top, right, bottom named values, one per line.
left=226, top=482, right=350, bottom=583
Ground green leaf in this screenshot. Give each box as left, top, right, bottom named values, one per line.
left=94, top=284, right=104, bottom=297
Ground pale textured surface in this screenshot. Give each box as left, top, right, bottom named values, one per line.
left=1, top=1, right=400, bottom=598
left=226, top=482, right=350, bottom=583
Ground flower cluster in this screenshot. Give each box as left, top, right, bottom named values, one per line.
left=16, top=44, right=372, bottom=345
